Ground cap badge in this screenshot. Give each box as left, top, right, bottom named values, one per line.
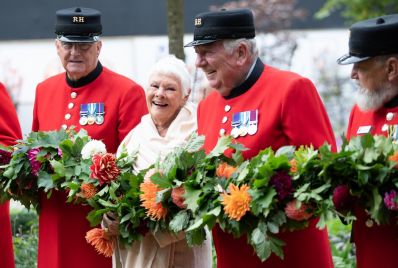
left=195, top=18, right=202, bottom=27
left=72, top=16, right=85, bottom=23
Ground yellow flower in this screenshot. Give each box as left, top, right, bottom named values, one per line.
left=221, top=183, right=251, bottom=221
left=140, top=181, right=168, bottom=220
left=80, top=183, right=97, bottom=199
left=389, top=151, right=398, bottom=169
left=85, top=228, right=114, bottom=257
left=216, top=162, right=237, bottom=179
left=289, top=159, right=298, bottom=173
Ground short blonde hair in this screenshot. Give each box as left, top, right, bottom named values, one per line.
left=146, top=55, right=191, bottom=96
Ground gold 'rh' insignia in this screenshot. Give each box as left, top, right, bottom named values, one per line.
left=73, top=16, right=85, bottom=23
left=195, top=18, right=202, bottom=26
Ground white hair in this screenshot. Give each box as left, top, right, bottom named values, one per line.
left=223, top=38, right=258, bottom=58
left=146, top=55, right=191, bottom=96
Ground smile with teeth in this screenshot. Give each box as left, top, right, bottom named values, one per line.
left=153, top=101, right=168, bottom=107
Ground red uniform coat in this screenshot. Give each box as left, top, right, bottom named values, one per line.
left=0, top=82, right=22, bottom=268
left=197, top=59, right=336, bottom=268
left=32, top=64, right=147, bottom=268
left=347, top=102, right=398, bottom=268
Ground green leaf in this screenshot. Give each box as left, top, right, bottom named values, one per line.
left=37, top=171, right=54, bottom=192
left=184, top=186, right=202, bottom=212
left=207, top=135, right=232, bottom=158
left=50, top=160, right=65, bottom=176
left=169, top=210, right=190, bottom=232
left=151, top=172, right=172, bottom=189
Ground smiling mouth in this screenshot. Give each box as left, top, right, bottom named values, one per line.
left=153, top=101, right=168, bottom=107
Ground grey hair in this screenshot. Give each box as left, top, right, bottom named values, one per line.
left=374, top=54, right=398, bottom=63
left=222, top=38, right=258, bottom=58
left=146, top=55, right=191, bottom=96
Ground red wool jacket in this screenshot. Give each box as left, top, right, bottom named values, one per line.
left=347, top=103, right=398, bottom=268
left=32, top=65, right=148, bottom=268
left=197, top=60, right=336, bottom=268
left=0, top=82, right=22, bottom=268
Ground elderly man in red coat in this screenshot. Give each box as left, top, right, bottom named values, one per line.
left=185, top=8, right=336, bottom=268
left=0, top=82, right=22, bottom=268
left=338, top=14, right=398, bottom=268
left=32, top=7, right=147, bottom=268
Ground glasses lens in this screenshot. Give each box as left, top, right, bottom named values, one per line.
left=61, top=42, right=93, bottom=51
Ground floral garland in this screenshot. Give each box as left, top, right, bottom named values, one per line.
left=2, top=130, right=398, bottom=262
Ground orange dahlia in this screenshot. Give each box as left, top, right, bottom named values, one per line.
left=284, top=199, right=313, bottom=221
left=221, top=183, right=251, bottom=221
left=171, top=186, right=186, bottom=209
left=389, top=151, right=398, bottom=169
left=216, top=162, right=237, bottom=179
left=140, top=181, right=168, bottom=220
left=289, top=159, right=298, bottom=173
left=80, top=183, right=97, bottom=199
left=85, top=228, right=114, bottom=257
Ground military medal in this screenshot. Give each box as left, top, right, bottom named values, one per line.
left=388, top=124, right=398, bottom=142
left=356, top=125, right=372, bottom=134
left=95, top=103, right=105, bottom=125
left=247, top=110, right=258, bottom=135
left=79, top=104, right=88, bottom=126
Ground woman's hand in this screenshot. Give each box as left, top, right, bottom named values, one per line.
left=102, top=212, right=119, bottom=237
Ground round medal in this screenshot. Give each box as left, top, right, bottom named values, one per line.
left=79, top=116, right=88, bottom=126
left=87, top=116, right=96, bottom=125
left=96, top=115, right=104, bottom=125
left=248, top=124, right=257, bottom=135
left=231, top=127, right=240, bottom=138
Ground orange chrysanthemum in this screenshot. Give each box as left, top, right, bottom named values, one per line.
left=85, top=228, right=114, bottom=257
left=389, top=151, right=398, bottom=169
left=289, top=159, right=298, bottom=173
left=140, top=181, right=168, bottom=220
left=80, top=183, right=97, bottom=199
left=216, top=162, right=237, bottom=179
left=221, top=183, right=251, bottom=221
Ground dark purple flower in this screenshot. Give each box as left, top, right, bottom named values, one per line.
left=27, top=148, right=41, bottom=176
left=332, top=185, right=354, bottom=213
left=384, top=190, right=398, bottom=211
left=270, top=171, right=294, bottom=200
left=0, top=149, right=12, bottom=166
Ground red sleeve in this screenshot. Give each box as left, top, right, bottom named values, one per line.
left=31, top=84, right=40, bottom=132
left=281, top=77, right=337, bottom=152
left=117, top=83, right=148, bottom=143
left=0, top=83, right=22, bottom=146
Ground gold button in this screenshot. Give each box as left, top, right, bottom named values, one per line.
left=68, top=103, right=74, bottom=109
left=71, top=92, right=77, bottom=99
left=219, top=129, right=226, bottom=136
left=61, top=124, right=67, bottom=129
left=222, top=116, right=228, bottom=124
left=65, top=114, right=71, bottom=120
left=224, top=105, right=231, bottom=112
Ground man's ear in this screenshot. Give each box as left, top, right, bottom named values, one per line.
left=386, top=56, right=398, bottom=81
left=236, top=42, right=250, bottom=66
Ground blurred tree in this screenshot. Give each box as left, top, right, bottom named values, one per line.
left=210, top=0, right=307, bottom=70
left=167, top=0, right=185, bottom=60
left=316, top=0, right=398, bottom=23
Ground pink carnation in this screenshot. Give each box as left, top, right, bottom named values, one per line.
left=27, top=148, right=41, bottom=176
left=384, top=190, right=398, bottom=211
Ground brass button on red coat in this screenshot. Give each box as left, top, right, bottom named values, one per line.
left=71, top=92, right=77, bottom=99
left=68, top=103, right=74, bottom=109
left=65, top=113, right=71, bottom=120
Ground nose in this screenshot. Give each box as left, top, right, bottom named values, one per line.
left=70, top=45, right=81, bottom=55
left=155, top=87, right=166, bottom=97
left=351, top=65, right=358, bottom=80
left=195, top=54, right=206, bottom=68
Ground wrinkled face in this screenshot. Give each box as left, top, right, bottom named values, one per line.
left=146, top=72, right=188, bottom=127
left=351, top=57, right=395, bottom=111
left=56, top=40, right=102, bottom=80
left=194, top=41, right=241, bottom=96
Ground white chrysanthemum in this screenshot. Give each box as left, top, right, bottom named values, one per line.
left=81, top=140, right=107, bottom=159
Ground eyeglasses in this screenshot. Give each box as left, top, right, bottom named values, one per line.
left=60, top=41, right=95, bottom=51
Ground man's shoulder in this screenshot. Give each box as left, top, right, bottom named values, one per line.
left=37, top=73, right=65, bottom=89
left=101, top=67, right=140, bottom=87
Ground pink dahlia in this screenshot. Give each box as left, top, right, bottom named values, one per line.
left=27, top=148, right=41, bottom=176
left=384, top=190, right=398, bottom=211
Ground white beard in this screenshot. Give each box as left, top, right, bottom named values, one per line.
left=355, top=81, right=398, bottom=111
